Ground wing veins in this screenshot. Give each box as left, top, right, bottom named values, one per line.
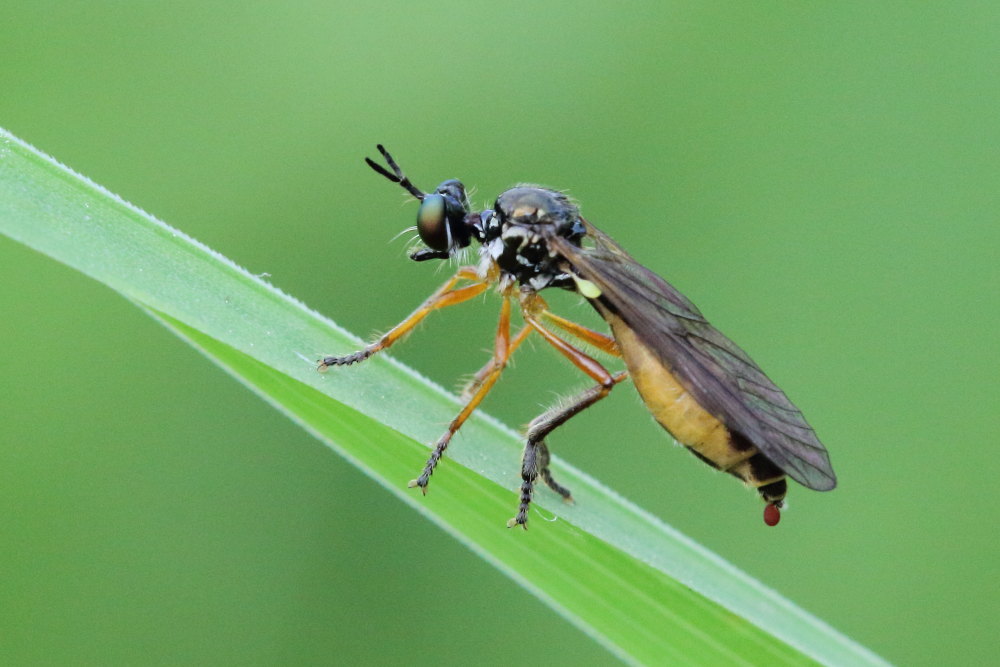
left=550, top=226, right=836, bottom=491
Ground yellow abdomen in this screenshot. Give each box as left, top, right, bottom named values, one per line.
left=603, top=311, right=754, bottom=471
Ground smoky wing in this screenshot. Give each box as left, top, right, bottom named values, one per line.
left=551, top=220, right=836, bottom=491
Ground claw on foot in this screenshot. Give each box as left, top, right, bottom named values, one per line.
left=407, top=479, right=429, bottom=495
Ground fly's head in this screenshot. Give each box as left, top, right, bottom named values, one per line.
left=365, top=145, right=481, bottom=262
left=413, top=179, right=474, bottom=258
left=481, top=186, right=586, bottom=290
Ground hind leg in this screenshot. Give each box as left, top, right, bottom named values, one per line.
left=509, top=371, right=628, bottom=529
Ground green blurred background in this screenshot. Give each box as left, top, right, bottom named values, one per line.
left=2, top=3, right=997, bottom=664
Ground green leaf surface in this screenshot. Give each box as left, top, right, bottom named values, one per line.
left=0, top=128, right=886, bottom=665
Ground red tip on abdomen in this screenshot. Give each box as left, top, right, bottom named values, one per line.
left=763, top=503, right=781, bottom=527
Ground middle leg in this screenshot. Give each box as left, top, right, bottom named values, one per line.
left=410, top=297, right=530, bottom=493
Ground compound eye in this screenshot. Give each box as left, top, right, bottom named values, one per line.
left=417, top=194, right=450, bottom=251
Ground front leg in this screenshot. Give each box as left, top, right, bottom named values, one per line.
left=318, top=267, right=482, bottom=370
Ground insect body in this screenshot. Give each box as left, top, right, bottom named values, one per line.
left=320, top=146, right=836, bottom=528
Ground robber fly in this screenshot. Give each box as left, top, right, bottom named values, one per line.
left=319, top=145, right=836, bottom=528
